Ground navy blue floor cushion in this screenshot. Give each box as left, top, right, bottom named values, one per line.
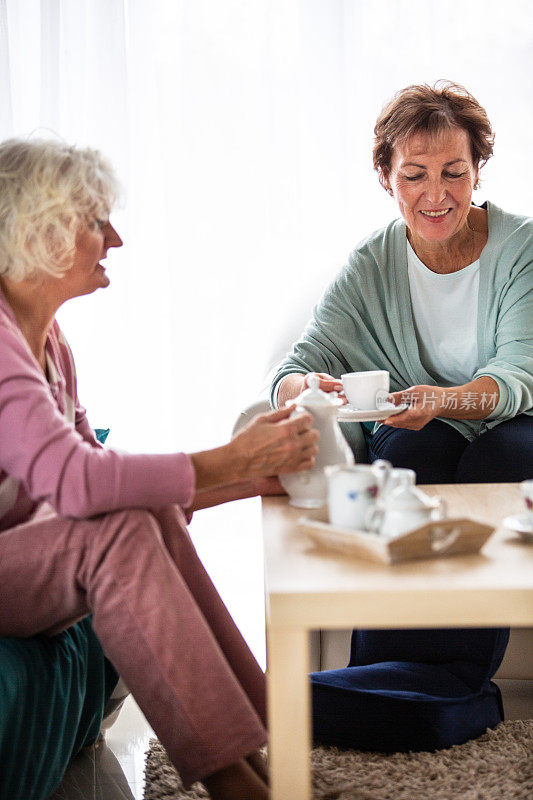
left=0, top=617, right=118, bottom=800
left=311, top=627, right=509, bottom=752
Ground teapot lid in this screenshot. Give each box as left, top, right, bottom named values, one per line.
left=387, top=485, right=435, bottom=509
left=291, top=374, right=343, bottom=408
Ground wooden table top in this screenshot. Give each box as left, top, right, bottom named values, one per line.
left=262, top=483, right=533, bottom=629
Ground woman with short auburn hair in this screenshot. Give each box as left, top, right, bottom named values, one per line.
left=274, top=81, right=532, bottom=753
left=373, top=81, right=495, bottom=188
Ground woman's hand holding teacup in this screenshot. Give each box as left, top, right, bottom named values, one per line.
left=385, top=385, right=441, bottom=430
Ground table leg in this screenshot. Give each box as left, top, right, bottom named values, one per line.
left=267, top=625, right=311, bottom=800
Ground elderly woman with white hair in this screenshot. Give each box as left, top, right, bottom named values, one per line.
left=0, top=138, right=319, bottom=800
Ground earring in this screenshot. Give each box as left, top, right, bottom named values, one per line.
left=387, top=188, right=393, bottom=196
left=473, top=181, right=480, bottom=191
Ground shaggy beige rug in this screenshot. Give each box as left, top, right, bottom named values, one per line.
left=143, top=720, right=533, bottom=799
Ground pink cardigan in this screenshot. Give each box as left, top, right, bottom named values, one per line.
left=0, top=290, right=195, bottom=530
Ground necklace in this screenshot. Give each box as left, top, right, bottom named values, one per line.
left=408, top=214, right=478, bottom=273
left=465, top=216, right=477, bottom=267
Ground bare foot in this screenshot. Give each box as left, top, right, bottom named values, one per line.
left=246, top=749, right=269, bottom=785
left=202, top=757, right=269, bottom=800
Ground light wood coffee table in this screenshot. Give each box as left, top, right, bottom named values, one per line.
left=262, top=483, right=533, bottom=800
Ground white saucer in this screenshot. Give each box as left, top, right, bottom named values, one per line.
left=502, top=514, right=533, bottom=542
left=337, top=402, right=408, bottom=423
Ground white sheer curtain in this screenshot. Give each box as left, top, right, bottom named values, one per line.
left=1, top=0, right=532, bottom=455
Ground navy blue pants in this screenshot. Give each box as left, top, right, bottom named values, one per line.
left=312, top=416, right=532, bottom=751
left=368, top=414, right=533, bottom=484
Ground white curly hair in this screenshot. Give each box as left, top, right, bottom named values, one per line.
left=0, top=138, right=120, bottom=281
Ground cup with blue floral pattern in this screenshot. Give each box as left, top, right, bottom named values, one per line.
left=521, top=480, right=533, bottom=519
left=326, top=461, right=391, bottom=530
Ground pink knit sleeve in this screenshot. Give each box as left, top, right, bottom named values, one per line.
left=0, top=321, right=196, bottom=518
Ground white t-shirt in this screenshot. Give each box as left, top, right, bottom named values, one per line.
left=406, top=240, right=480, bottom=385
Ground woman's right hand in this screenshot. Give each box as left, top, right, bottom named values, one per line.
left=304, top=372, right=345, bottom=395
left=187, top=408, right=319, bottom=509
left=190, top=405, right=319, bottom=492
left=229, top=405, right=320, bottom=479
left=277, top=372, right=345, bottom=408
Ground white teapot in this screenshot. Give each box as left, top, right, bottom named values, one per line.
left=366, top=484, right=447, bottom=537
left=279, top=375, right=354, bottom=508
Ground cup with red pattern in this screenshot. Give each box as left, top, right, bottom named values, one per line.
left=521, top=480, right=533, bottom=519
left=326, top=461, right=391, bottom=530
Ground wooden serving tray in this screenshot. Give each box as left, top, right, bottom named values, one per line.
left=298, top=516, right=495, bottom=564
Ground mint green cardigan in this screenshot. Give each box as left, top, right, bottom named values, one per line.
left=271, top=202, right=533, bottom=453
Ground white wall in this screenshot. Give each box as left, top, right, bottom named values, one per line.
left=2, top=0, right=532, bottom=454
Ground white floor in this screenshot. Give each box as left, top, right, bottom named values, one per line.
left=50, top=497, right=267, bottom=799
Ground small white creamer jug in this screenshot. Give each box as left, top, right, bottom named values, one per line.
left=366, top=485, right=447, bottom=537
left=279, top=375, right=354, bottom=508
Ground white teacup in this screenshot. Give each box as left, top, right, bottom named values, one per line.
left=521, top=479, right=533, bottom=518
left=366, top=485, right=446, bottom=538
left=326, top=461, right=391, bottom=530
left=341, top=370, right=389, bottom=410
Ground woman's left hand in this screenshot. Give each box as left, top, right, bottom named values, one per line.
left=384, top=385, right=441, bottom=430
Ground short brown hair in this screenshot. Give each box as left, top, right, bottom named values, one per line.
left=373, top=81, right=495, bottom=189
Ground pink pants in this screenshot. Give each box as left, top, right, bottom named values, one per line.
left=0, top=504, right=267, bottom=785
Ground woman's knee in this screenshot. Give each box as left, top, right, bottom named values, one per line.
left=87, top=508, right=166, bottom=572
left=100, top=507, right=161, bottom=540
left=455, top=416, right=533, bottom=482
left=91, top=505, right=195, bottom=576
